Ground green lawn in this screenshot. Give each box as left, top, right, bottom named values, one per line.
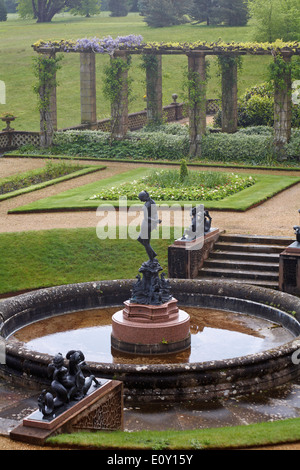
left=0, top=227, right=172, bottom=295
left=8, top=167, right=300, bottom=213
left=0, top=13, right=271, bottom=132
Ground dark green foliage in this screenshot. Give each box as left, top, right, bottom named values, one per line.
left=217, top=0, right=249, bottom=26
left=214, top=82, right=300, bottom=128
left=180, top=159, right=188, bottom=182
left=108, top=0, right=128, bottom=16
left=4, top=0, right=16, bottom=13
left=0, top=0, right=7, bottom=21
left=139, top=0, right=190, bottom=27
left=189, top=0, right=218, bottom=25
left=190, top=0, right=248, bottom=26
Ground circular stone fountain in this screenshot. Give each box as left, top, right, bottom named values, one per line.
left=1, top=279, right=300, bottom=405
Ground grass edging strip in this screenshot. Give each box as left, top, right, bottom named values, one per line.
left=46, top=417, right=300, bottom=450
left=0, top=165, right=106, bottom=202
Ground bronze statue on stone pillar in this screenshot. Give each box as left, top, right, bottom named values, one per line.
left=131, top=190, right=172, bottom=306
left=137, top=190, right=161, bottom=261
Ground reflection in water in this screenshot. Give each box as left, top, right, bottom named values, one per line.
left=11, top=307, right=294, bottom=365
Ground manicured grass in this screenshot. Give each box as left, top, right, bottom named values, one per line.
left=48, top=417, right=300, bottom=450
left=0, top=164, right=106, bottom=201
left=0, top=14, right=271, bottom=132
left=8, top=168, right=300, bottom=213
left=0, top=228, right=173, bottom=295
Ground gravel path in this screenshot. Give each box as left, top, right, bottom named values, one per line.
left=1, top=157, right=300, bottom=236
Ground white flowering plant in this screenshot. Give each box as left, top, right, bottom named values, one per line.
left=89, top=170, right=255, bottom=202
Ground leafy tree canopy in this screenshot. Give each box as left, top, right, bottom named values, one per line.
left=248, top=0, right=300, bottom=42
left=138, top=0, right=190, bottom=27
left=190, top=0, right=248, bottom=26
left=17, top=0, right=101, bottom=22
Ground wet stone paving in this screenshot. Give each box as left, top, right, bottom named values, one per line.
left=1, top=377, right=300, bottom=435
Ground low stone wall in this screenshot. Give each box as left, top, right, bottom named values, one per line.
left=62, top=103, right=188, bottom=132
left=1, top=279, right=300, bottom=405
left=0, top=131, right=40, bottom=153
left=0, top=100, right=219, bottom=153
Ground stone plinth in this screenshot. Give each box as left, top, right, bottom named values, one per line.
left=279, top=242, right=300, bottom=295
left=10, top=380, right=123, bottom=445
left=111, top=298, right=191, bottom=355
left=168, top=228, right=220, bottom=279
left=123, top=297, right=179, bottom=322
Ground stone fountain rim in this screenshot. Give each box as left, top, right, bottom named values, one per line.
left=2, top=278, right=300, bottom=375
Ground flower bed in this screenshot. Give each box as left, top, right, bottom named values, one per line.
left=89, top=170, right=255, bottom=202
left=0, top=160, right=85, bottom=195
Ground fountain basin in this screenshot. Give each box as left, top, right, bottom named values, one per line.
left=1, top=279, right=300, bottom=405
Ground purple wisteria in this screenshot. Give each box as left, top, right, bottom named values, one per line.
left=73, top=34, right=144, bottom=54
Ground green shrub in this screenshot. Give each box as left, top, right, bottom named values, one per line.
left=201, top=132, right=274, bottom=164
left=52, top=129, right=190, bottom=161
left=214, top=82, right=300, bottom=128
left=240, top=95, right=274, bottom=127
left=237, top=126, right=273, bottom=136
left=180, top=158, right=188, bottom=182
left=285, top=129, right=300, bottom=159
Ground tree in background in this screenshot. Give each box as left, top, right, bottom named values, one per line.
left=248, top=0, right=300, bottom=42
left=139, top=0, right=190, bottom=27
left=70, top=0, right=101, bottom=17
left=0, top=0, right=7, bottom=20
left=128, top=0, right=138, bottom=11
left=218, top=0, right=248, bottom=26
left=4, top=0, right=17, bottom=12
left=108, top=0, right=128, bottom=16
left=189, top=0, right=219, bottom=25
left=190, top=0, right=248, bottom=26
left=17, top=0, right=102, bottom=21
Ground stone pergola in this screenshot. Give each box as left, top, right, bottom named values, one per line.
left=32, top=39, right=300, bottom=157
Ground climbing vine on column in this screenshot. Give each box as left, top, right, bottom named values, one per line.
left=182, top=60, right=210, bottom=114
left=103, top=55, right=132, bottom=103
left=33, top=53, right=63, bottom=113
left=103, top=54, right=132, bottom=139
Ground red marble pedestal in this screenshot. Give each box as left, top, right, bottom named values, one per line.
left=111, top=298, right=191, bottom=355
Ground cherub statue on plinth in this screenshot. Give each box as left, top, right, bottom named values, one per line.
left=38, top=350, right=100, bottom=417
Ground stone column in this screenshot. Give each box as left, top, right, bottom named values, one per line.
left=38, top=52, right=57, bottom=148
left=220, top=55, right=238, bottom=134
left=187, top=53, right=207, bottom=157
left=80, top=52, right=97, bottom=126
left=111, top=51, right=129, bottom=140
left=274, top=53, right=292, bottom=159
left=145, top=54, right=163, bottom=125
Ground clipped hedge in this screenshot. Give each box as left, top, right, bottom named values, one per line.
left=52, top=129, right=190, bottom=161
left=201, top=132, right=274, bottom=163
left=17, top=124, right=299, bottom=164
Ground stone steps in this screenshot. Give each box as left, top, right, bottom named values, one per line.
left=197, top=233, right=294, bottom=289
